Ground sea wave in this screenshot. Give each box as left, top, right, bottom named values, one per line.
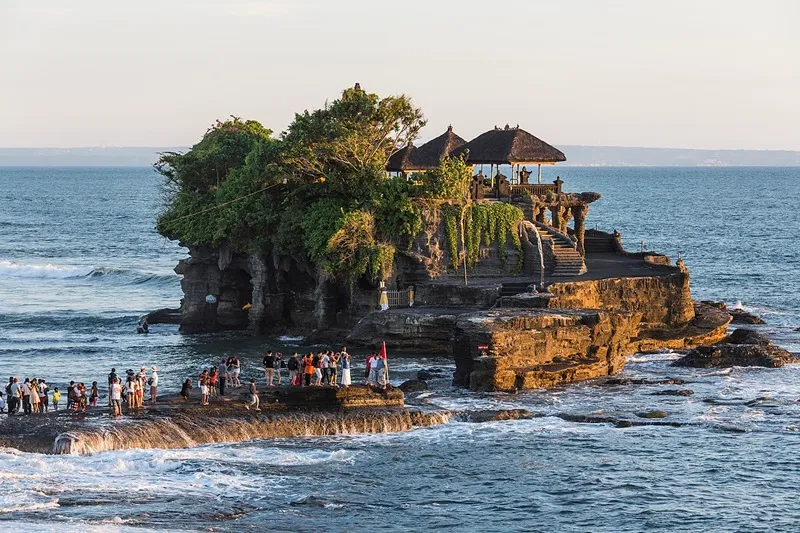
left=0, top=260, right=178, bottom=286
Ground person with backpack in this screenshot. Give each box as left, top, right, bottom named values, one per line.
left=287, top=353, right=299, bottom=386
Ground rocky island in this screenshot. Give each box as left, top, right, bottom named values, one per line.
left=158, top=84, right=732, bottom=394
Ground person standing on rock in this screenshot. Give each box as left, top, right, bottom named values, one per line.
left=109, top=377, right=122, bottom=417
left=125, top=376, right=136, bottom=412
left=89, top=381, right=99, bottom=407
left=137, top=367, right=148, bottom=408
left=39, top=379, right=49, bottom=412
left=199, top=371, right=209, bottom=406
left=230, top=355, right=241, bottom=388
left=320, top=352, right=331, bottom=385
left=312, top=353, right=322, bottom=386
left=340, top=352, right=352, bottom=387
left=367, top=354, right=378, bottom=386
left=107, top=368, right=117, bottom=406
left=21, top=378, right=32, bottom=415
left=275, top=352, right=284, bottom=385
left=330, top=352, right=339, bottom=387
left=52, top=387, right=60, bottom=411
left=303, top=353, right=315, bottom=387
left=150, top=366, right=159, bottom=403
left=263, top=350, right=276, bottom=387
left=246, top=378, right=261, bottom=411
left=30, top=379, right=41, bottom=414
left=217, top=359, right=228, bottom=397
left=287, top=353, right=298, bottom=385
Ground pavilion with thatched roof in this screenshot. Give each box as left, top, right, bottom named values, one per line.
left=450, top=125, right=566, bottom=185
left=386, top=143, right=421, bottom=173
left=386, top=125, right=466, bottom=175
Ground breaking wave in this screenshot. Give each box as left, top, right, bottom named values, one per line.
left=0, top=260, right=178, bottom=286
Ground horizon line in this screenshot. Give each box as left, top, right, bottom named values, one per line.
left=2, top=144, right=800, bottom=153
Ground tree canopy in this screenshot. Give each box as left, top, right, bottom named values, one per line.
left=156, top=85, right=523, bottom=288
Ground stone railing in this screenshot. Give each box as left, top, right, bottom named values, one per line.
left=510, top=183, right=561, bottom=196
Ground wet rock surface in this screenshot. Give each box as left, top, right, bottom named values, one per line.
left=399, top=380, right=429, bottom=393
left=603, top=377, right=687, bottom=386
left=652, top=389, right=694, bottom=396
left=673, top=328, right=794, bottom=368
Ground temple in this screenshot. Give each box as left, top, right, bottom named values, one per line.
left=386, top=123, right=597, bottom=281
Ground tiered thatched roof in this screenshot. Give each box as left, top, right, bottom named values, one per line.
left=386, top=143, right=420, bottom=172
left=386, top=126, right=466, bottom=172
left=451, top=125, right=566, bottom=165
left=413, top=125, right=466, bottom=169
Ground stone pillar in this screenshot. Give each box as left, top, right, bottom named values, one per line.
left=571, top=204, right=588, bottom=257
left=534, top=205, right=546, bottom=224
left=562, top=207, right=573, bottom=234
left=550, top=205, right=561, bottom=230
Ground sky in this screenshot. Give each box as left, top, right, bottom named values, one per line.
left=1, top=0, right=798, bottom=150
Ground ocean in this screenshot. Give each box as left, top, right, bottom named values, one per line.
left=1, top=166, right=799, bottom=532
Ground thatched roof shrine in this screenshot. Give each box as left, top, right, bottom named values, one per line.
left=386, top=126, right=466, bottom=172
left=451, top=125, right=566, bottom=165
left=386, top=143, right=420, bottom=172
left=413, top=125, right=466, bottom=169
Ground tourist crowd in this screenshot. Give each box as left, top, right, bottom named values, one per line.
left=1, top=347, right=390, bottom=418
left=2, top=366, right=158, bottom=417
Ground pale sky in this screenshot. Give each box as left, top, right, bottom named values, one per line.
left=1, top=0, right=798, bottom=150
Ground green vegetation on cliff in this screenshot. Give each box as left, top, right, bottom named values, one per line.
left=156, top=85, right=524, bottom=286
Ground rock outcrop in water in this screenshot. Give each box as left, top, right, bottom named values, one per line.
left=0, top=387, right=433, bottom=455
left=453, top=308, right=641, bottom=392
left=673, top=328, right=794, bottom=368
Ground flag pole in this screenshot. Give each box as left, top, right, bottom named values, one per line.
left=381, top=341, right=389, bottom=390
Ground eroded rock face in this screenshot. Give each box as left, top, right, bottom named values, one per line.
left=347, top=309, right=460, bottom=353
left=673, top=328, right=793, bottom=368
left=177, top=244, right=379, bottom=334
left=452, top=308, right=643, bottom=392
left=546, top=271, right=694, bottom=326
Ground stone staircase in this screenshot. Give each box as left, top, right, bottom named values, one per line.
left=583, top=229, right=617, bottom=253
left=532, top=222, right=586, bottom=277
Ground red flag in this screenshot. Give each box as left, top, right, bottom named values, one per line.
left=380, top=341, right=387, bottom=359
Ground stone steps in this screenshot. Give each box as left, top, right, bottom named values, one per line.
left=532, top=222, right=586, bottom=277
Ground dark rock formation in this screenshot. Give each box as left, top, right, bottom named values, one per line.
left=399, top=380, right=428, bottom=393
left=347, top=308, right=460, bottom=353
left=652, top=389, right=694, bottom=396
left=417, top=368, right=449, bottom=381
left=603, top=377, right=686, bottom=386
left=145, top=308, right=182, bottom=324
left=636, top=410, right=669, bottom=419
left=726, top=328, right=771, bottom=346
left=674, top=328, right=793, bottom=368
left=699, top=300, right=766, bottom=324
left=462, top=409, right=534, bottom=423
left=730, top=309, right=766, bottom=324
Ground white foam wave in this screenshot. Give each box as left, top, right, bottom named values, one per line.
left=0, top=260, right=94, bottom=279
left=0, top=260, right=178, bottom=286
left=277, top=335, right=304, bottom=342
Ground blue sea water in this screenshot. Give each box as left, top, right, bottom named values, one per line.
left=1, top=166, right=799, bottom=532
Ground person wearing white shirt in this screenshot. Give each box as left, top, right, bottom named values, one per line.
left=109, top=378, right=123, bottom=417
left=149, top=367, right=159, bottom=404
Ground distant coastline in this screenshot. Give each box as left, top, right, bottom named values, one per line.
left=1, top=145, right=798, bottom=167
